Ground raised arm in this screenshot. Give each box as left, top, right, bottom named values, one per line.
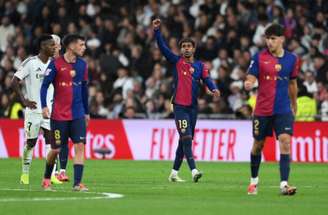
left=152, top=19, right=179, bottom=64
left=41, top=60, right=57, bottom=118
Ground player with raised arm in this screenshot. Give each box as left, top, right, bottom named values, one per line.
left=152, top=19, right=220, bottom=183
left=40, top=34, right=89, bottom=191
left=12, top=35, right=56, bottom=185
left=244, top=23, right=299, bottom=195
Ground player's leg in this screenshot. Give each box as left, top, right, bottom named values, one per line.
left=70, top=118, right=88, bottom=191
left=274, top=114, right=296, bottom=195
left=174, top=105, right=199, bottom=181
left=168, top=105, right=191, bottom=182
left=169, top=140, right=185, bottom=182
left=42, top=119, right=67, bottom=190
left=57, top=141, right=69, bottom=181
left=41, top=124, right=62, bottom=185
left=190, top=107, right=202, bottom=182
left=20, top=113, right=41, bottom=184
left=248, top=116, right=272, bottom=194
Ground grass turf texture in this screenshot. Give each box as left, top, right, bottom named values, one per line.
left=0, top=159, right=327, bottom=215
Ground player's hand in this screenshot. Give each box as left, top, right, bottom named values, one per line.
left=22, top=99, right=37, bottom=109
left=152, top=19, right=161, bottom=30
left=212, top=89, right=221, bottom=97
left=42, top=107, right=50, bottom=119
left=291, top=105, right=297, bottom=116
left=85, top=114, right=90, bottom=127
left=244, top=80, right=254, bottom=91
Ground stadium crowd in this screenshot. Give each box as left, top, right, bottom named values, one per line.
left=0, top=0, right=327, bottom=120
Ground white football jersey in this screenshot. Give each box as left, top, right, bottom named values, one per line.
left=14, top=56, right=54, bottom=114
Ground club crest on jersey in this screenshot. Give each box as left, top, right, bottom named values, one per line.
left=70, top=70, right=76, bottom=77
left=275, top=64, right=282, bottom=72
left=189, top=67, right=195, bottom=74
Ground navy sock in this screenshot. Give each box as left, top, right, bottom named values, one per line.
left=280, top=154, right=290, bottom=181
left=60, top=144, right=68, bottom=170
left=73, top=164, right=84, bottom=186
left=173, top=140, right=184, bottom=171
left=44, top=162, right=55, bottom=179
left=181, top=138, right=196, bottom=170
left=250, top=154, right=262, bottom=178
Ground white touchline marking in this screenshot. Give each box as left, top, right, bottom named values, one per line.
left=0, top=188, right=124, bottom=202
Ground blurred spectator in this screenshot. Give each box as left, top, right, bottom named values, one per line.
left=296, top=84, right=317, bottom=121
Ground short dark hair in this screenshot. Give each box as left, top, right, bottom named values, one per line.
left=178, top=38, right=195, bottom=48
left=37, top=34, right=53, bottom=49
left=62, top=34, right=85, bottom=48
left=265, top=23, right=285, bottom=37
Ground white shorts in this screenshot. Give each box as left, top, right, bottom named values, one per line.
left=24, top=112, right=50, bottom=139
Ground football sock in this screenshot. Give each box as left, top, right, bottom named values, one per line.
left=250, top=154, right=261, bottom=178
left=45, top=144, right=51, bottom=157
left=74, top=164, right=84, bottom=186
left=51, top=159, right=57, bottom=176
left=59, top=144, right=68, bottom=170
left=44, top=162, right=55, bottom=179
left=280, top=154, right=290, bottom=181
left=22, top=144, right=33, bottom=174
left=173, top=140, right=184, bottom=171
left=181, top=138, right=196, bottom=170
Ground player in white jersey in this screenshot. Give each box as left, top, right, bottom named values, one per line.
left=11, top=35, right=56, bottom=185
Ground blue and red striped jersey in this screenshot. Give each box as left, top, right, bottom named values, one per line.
left=154, top=29, right=217, bottom=107
left=41, top=56, right=89, bottom=120
left=248, top=49, right=300, bottom=116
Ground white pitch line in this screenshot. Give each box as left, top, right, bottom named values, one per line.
left=0, top=188, right=124, bottom=202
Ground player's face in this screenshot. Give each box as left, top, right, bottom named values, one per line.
left=180, top=42, right=195, bottom=58
left=54, top=42, right=61, bottom=57
left=265, top=35, right=284, bottom=53
left=70, top=39, right=86, bottom=57
left=43, top=40, right=56, bottom=57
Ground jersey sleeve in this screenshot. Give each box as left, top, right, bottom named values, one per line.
left=40, top=60, right=57, bottom=108
left=247, top=53, right=259, bottom=78
left=154, top=29, right=180, bottom=64
left=290, top=55, right=300, bottom=79
left=82, top=63, right=89, bottom=114
left=14, top=58, right=31, bottom=80
left=201, top=63, right=217, bottom=91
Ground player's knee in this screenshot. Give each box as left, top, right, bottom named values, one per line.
left=26, top=139, right=37, bottom=149
left=252, top=141, right=264, bottom=154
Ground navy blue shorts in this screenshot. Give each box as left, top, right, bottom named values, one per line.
left=51, top=118, right=86, bottom=149
left=252, top=114, right=294, bottom=141
left=173, top=105, right=198, bottom=138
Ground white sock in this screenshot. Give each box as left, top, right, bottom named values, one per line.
left=22, top=144, right=33, bottom=174
left=60, top=169, right=66, bottom=174
left=250, top=177, right=259, bottom=185
left=171, top=169, right=178, bottom=176
left=51, top=163, right=57, bottom=176
left=280, top=181, right=288, bottom=188
left=45, top=144, right=51, bottom=158
left=191, top=169, right=198, bottom=176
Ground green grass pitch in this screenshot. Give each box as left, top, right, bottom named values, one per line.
left=0, top=159, right=327, bottom=215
